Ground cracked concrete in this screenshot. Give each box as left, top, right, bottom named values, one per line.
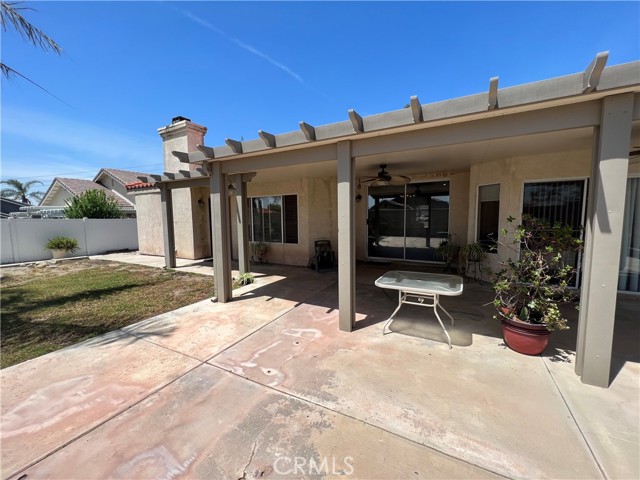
left=1, top=259, right=638, bottom=479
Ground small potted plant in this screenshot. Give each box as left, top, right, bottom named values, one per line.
left=491, top=215, right=582, bottom=355
left=45, top=236, right=80, bottom=259
left=250, top=242, right=268, bottom=264
left=459, top=241, right=487, bottom=279
left=437, top=233, right=461, bottom=273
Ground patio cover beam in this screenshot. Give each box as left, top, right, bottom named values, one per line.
left=160, top=185, right=176, bottom=269
left=488, top=77, right=499, bottom=110
left=210, top=162, right=232, bottom=302
left=575, top=92, right=635, bottom=387
left=171, top=59, right=638, bottom=163
left=337, top=140, right=356, bottom=332
left=351, top=100, right=602, bottom=158
left=217, top=101, right=601, bottom=174
left=583, top=51, right=608, bottom=93
left=410, top=95, right=423, bottom=123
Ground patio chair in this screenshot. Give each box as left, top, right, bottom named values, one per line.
left=308, top=240, right=336, bottom=272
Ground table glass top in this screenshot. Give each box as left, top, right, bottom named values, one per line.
left=375, top=270, right=463, bottom=295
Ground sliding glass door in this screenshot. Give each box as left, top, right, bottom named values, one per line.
left=367, top=181, right=450, bottom=262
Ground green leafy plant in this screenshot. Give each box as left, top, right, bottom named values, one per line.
left=250, top=242, right=268, bottom=264
left=437, top=233, right=461, bottom=273
left=64, top=189, right=123, bottom=219
left=492, top=215, right=583, bottom=331
left=233, top=272, right=255, bottom=288
left=45, top=236, right=79, bottom=252
left=459, top=241, right=488, bottom=279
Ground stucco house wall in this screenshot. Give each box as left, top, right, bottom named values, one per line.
left=230, top=176, right=338, bottom=267
left=133, top=190, right=164, bottom=256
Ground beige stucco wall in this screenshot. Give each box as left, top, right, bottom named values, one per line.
left=468, top=150, right=592, bottom=273
left=133, top=190, right=163, bottom=256
left=229, top=176, right=338, bottom=267
left=133, top=120, right=211, bottom=260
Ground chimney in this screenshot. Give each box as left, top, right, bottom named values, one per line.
left=158, top=117, right=207, bottom=173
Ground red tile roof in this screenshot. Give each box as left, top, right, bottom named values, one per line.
left=125, top=181, right=156, bottom=191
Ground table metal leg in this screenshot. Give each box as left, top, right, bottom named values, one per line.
left=433, top=295, right=453, bottom=349
left=383, top=291, right=404, bottom=335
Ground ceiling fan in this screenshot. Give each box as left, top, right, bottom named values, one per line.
left=630, top=146, right=640, bottom=158
left=360, top=164, right=411, bottom=187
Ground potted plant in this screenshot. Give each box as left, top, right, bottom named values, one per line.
left=437, top=233, right=461, bottom=273
left=45, top=236, right=80, bottom=259
left=491, top=215, right=582, bottom=355
left=459, top=241, right=487, bottom=279
left=250, top=242, right=268, bottom=264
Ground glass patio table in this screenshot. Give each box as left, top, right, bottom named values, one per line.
left=374, top=271, right=464, bottom=348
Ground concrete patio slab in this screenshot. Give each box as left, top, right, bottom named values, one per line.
left=211, top=282, right=604, bottom=479
left=2, top=257, right=637, bottom=480
left=122, top=276, right=336, bottom=361
left=0, top=330, right=200, bottom=478
left=541, top=296, right=640, bottom=480
left=18, top=364, right=500, bottom=479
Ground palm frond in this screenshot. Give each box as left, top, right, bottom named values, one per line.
left=0, top=1, right=62, bottom=54
left=0, top=62, right=73, bottom=107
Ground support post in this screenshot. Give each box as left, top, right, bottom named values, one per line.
left=576, top=93, right=634, bottom=387
left=160, top=185, right=176, bottom=269
left=337, top=140, right=356, bottom=332
left=209, top=162, right=232, bottom=302
left=235, top=176, right=250, bottom=274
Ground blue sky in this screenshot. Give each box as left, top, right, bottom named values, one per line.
left=1, top=1, right=639, bottom=186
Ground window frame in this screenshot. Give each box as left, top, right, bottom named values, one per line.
left=248, top=193, right=299, bottom=245
left=476, top=183, right=501, bottom=253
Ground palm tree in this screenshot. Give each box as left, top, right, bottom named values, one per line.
left=1, top=179, right=44, bottom=204
left=1, top=1, right=63, bottom=100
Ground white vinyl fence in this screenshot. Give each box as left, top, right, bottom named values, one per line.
left=1, top=218, right=138, bottom=264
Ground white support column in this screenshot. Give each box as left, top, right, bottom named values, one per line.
left=209, top=162, right=232, bottom=302
left=160, top=185, right=176, bottom=269
left=576, top=93, right=635, bottom=387
left=337, top=140, right=356, bottom=332
left=235, top=176, right=250, bottom=274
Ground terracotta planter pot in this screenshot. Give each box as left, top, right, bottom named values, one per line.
left=500, top=311, right=551, bottom=355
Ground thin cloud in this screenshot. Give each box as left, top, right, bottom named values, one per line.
left=1, top=107, right=160, bottom=184
left=178, top=8, right=304, bottom=84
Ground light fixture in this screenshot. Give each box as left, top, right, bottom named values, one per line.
left=197, top=199, right=205, bottom=208
left=227, top=183, right=236, bottom=196
left=355, top=183, right=362, bottom=203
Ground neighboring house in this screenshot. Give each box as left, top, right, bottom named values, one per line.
left=0, top=197, right=26, bottom=218
left=129, top=53, right=640, bottom=388
left=39, top=168, right=151, bottom=217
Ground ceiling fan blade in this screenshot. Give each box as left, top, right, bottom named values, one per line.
left=388, top=175, right=411, bottom=185
left=630, top=149, right=640, bottom=157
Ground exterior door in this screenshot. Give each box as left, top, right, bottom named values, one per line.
left=367, top=181, right=450, bottom=262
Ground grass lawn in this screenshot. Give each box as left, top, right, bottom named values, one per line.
left=0, top=259, right=215, bottom=369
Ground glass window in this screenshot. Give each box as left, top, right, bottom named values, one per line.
left=477, top=184, right=500, bottom=250
left=249, top=195, right=298, bottom=244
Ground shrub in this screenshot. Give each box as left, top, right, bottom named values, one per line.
left=64, top=189, right=123, bottom=219
left=492, top=215, right=583, bottom=331
left=233, top=272, right=255, bottom=288
left=45, top=236, right=79, bottom=252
